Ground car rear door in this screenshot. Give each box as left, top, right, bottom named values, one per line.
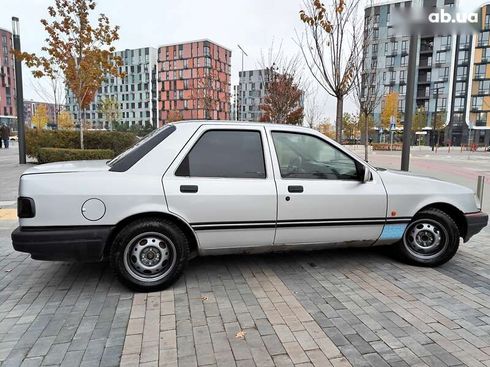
left=163, top=124, right=277, bottom=252
left=268, top=128, right=388, bottom=246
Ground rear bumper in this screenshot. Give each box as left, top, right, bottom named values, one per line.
left=464, top=212, right=488, bottom=242
left=11, top=226, right=114, bottom=262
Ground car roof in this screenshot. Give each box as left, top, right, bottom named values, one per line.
left=171, top=120, right=315, bottom=132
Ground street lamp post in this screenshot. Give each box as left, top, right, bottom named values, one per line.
left=237, top=44, right=248, bottom=121
left=12, top=17, right=26, bottom=164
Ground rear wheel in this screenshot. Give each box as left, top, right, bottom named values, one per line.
left=396, top=208, right=460, bottom=266
left=110, top=218, right=189, bottom=291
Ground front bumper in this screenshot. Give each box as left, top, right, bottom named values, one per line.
left=464, top=212, right=488, bottom=242
left=12, top=226, right=114, bottom=262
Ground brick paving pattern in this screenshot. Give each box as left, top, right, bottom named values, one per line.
left=1, top=149, right=489, bottom=366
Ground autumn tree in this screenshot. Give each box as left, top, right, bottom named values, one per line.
left=412, top=105, right=427, bottom=132
left=57, top=110, right=74, bottom=130
left=260, top=66, right=304, bottom=125
left=299, top=0, right=362, bottom=142
left=167, top=110, right=184, bottom=123
left=98, top=97, right=119, bottom=130
left=318, top=119, right=336, bottom=139
left=342, top=113, right=358, bottom=141
left=16, top=0, right=123, bottom=149
left=380, top=92, right=400, bottom=129
left=32, top=104, right=49, bottom=130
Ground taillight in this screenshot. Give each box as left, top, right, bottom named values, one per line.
left=17, top=197, right=36, bottom=218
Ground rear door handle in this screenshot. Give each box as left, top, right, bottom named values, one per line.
left=288, top=185, right=304, bottom=193
left=180, top=185, right=198, bottom=193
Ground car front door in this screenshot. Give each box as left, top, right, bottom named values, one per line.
left=163, top=125, right=277, bottom=252
left=268, top=129, right=388, bottom=246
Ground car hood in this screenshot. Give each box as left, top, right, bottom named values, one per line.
left=22, top=160, right=110, bottom=175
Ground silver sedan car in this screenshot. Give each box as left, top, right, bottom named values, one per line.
left=12, top=121, right=488, bottom=291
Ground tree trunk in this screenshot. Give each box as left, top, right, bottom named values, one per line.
left=80, top=108, right=85, bottom=150
left=336, top=96, right=343, bottom=143
left=364, top=112, right=369, bottom=162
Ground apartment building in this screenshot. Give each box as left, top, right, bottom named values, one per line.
left=235, top=68, right=272, bottom=122
left=363, top=0, right=490, bottom=145
left=0, top=27, right=16, bottom=128
left=158, top=39, right=231, bottom=125
left=467, top=4, right=490, bottom=145
left=66, top=47, right=158, bottom=129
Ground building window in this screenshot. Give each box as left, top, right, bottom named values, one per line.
left=400, top=70, right=406, bottom=82
left=455, top=82, right=466, bottom=96
left=456, top=66, right=467, bottom=80
left=439, top=67, right=449, bottom=81
left=437, top=98, right=447, bottom=111
left=475, top=64, right=487, bottom=79
left=471, top=96, right=483, bottom=110
left=371, top=58, right=377, bottom=68
left=399, top=84, right=406, bottom=95
left=400, top=55, right=408, bottom=66
left=454, top=98, right=465, bottom=111
left=372, top=43, right=378, bottom=54
left=384, top=42, right=389, bottom=54
left=478, top=31, right=489, bottom=47
left=459, top=34, right=470, bottom=48
left=476, top=112, right=487, bottom=126
left=401, top=40, right=408, bottom=53
left=440, top=35, right=451, bottom=48
left=482, top=47, right=490, bottom=61
left=457, top=50, right=469, bottom=64
left=478, top=80, right=490, bottom=95
left=436, top=51, right=446, bottom=63
left=386, top=56, right=395, bottom=67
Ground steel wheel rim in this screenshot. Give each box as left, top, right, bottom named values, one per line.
left=123, top=232, right=177, bottom=283
left=403, top=219, right=448, bottom=260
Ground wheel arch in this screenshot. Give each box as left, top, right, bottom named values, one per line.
left=416, top=202, right=467, bottom=239
left=104, top=212, right=199, bottom=258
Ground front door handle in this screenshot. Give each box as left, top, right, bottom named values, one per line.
left=288, top=185, right=304, bottom=193
left=180, top=185, right=198, bottom=193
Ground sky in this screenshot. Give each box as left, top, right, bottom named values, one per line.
left=0, top=0, right=484, bottom=121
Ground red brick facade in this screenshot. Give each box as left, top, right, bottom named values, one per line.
left=0, top=28, right=16, bottom=119
left=158, top=40, right=231, bottom=125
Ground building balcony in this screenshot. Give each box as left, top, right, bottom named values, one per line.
left=419, top=63, right=432, bottom=69
left=455, top=90, right=466, bottom=97
left=399, top=79, right=406, bottom=85
left=456, top=75, right=468, bottom=81
left=474, top=74, right=486, bottom=80
left=420, top=45, right=434, bottom=53
left=454, top=106, right=465, bottom=112
left=417, top=94, right=430, bottom=99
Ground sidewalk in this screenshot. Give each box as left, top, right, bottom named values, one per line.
left=0, top=146, right=489, bottom=366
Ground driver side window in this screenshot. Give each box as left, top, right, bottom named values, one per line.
left=271, top=132, right=359, bottom=180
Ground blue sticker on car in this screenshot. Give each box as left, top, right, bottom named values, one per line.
left=380, top=224, right=407, bottom=240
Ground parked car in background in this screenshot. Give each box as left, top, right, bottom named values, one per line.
left=12, top=121, right=488, bottom=291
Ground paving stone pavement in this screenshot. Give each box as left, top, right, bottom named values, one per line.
left=1, top=218, right=489, bottom=366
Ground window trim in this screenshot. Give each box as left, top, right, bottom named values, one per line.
left=174, top=128, right=268, bottom=179
left=270, top=130, right=363, bottom=181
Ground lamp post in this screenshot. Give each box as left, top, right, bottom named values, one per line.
left=237, top=44, right=248, bottom=121
left=12, top=17, right=26, bottom=164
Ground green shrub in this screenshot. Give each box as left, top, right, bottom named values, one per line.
left=26, top=129, right=137, bottom=159
left=372, top=143, right=403, bottom=151
left=37, top=148, right=115, bottom=164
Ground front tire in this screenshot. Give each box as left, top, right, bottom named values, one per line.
left=110, top=218, right=189, bottom=291
left=396, top=208, right=460, bottom=266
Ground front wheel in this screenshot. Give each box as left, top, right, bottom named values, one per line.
left=110, top=218, right=189, bottom=291
left=396, top=208, right=460, bottom=266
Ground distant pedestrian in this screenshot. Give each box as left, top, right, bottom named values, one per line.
left=1, top=123, right=10, bottom=149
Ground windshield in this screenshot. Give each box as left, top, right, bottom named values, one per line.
left=107, top=125, right=170, bottom=167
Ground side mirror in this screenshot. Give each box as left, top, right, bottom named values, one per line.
left=359, top=164, right=372, bottom=183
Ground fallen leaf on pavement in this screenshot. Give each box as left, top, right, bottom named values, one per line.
left=235, top=330, right=246, bottom=339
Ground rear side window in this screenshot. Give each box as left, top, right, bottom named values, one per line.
left=175, top=130, right=266, bottom=178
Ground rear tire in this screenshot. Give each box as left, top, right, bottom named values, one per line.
left=396, top=208, right=460, bottom=267
left=110, top=218, right=189, bottom=291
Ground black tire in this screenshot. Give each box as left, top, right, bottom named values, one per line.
left=396, top=208, right=460, bottom=267
left=110, top=218, right=189, bottom=291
